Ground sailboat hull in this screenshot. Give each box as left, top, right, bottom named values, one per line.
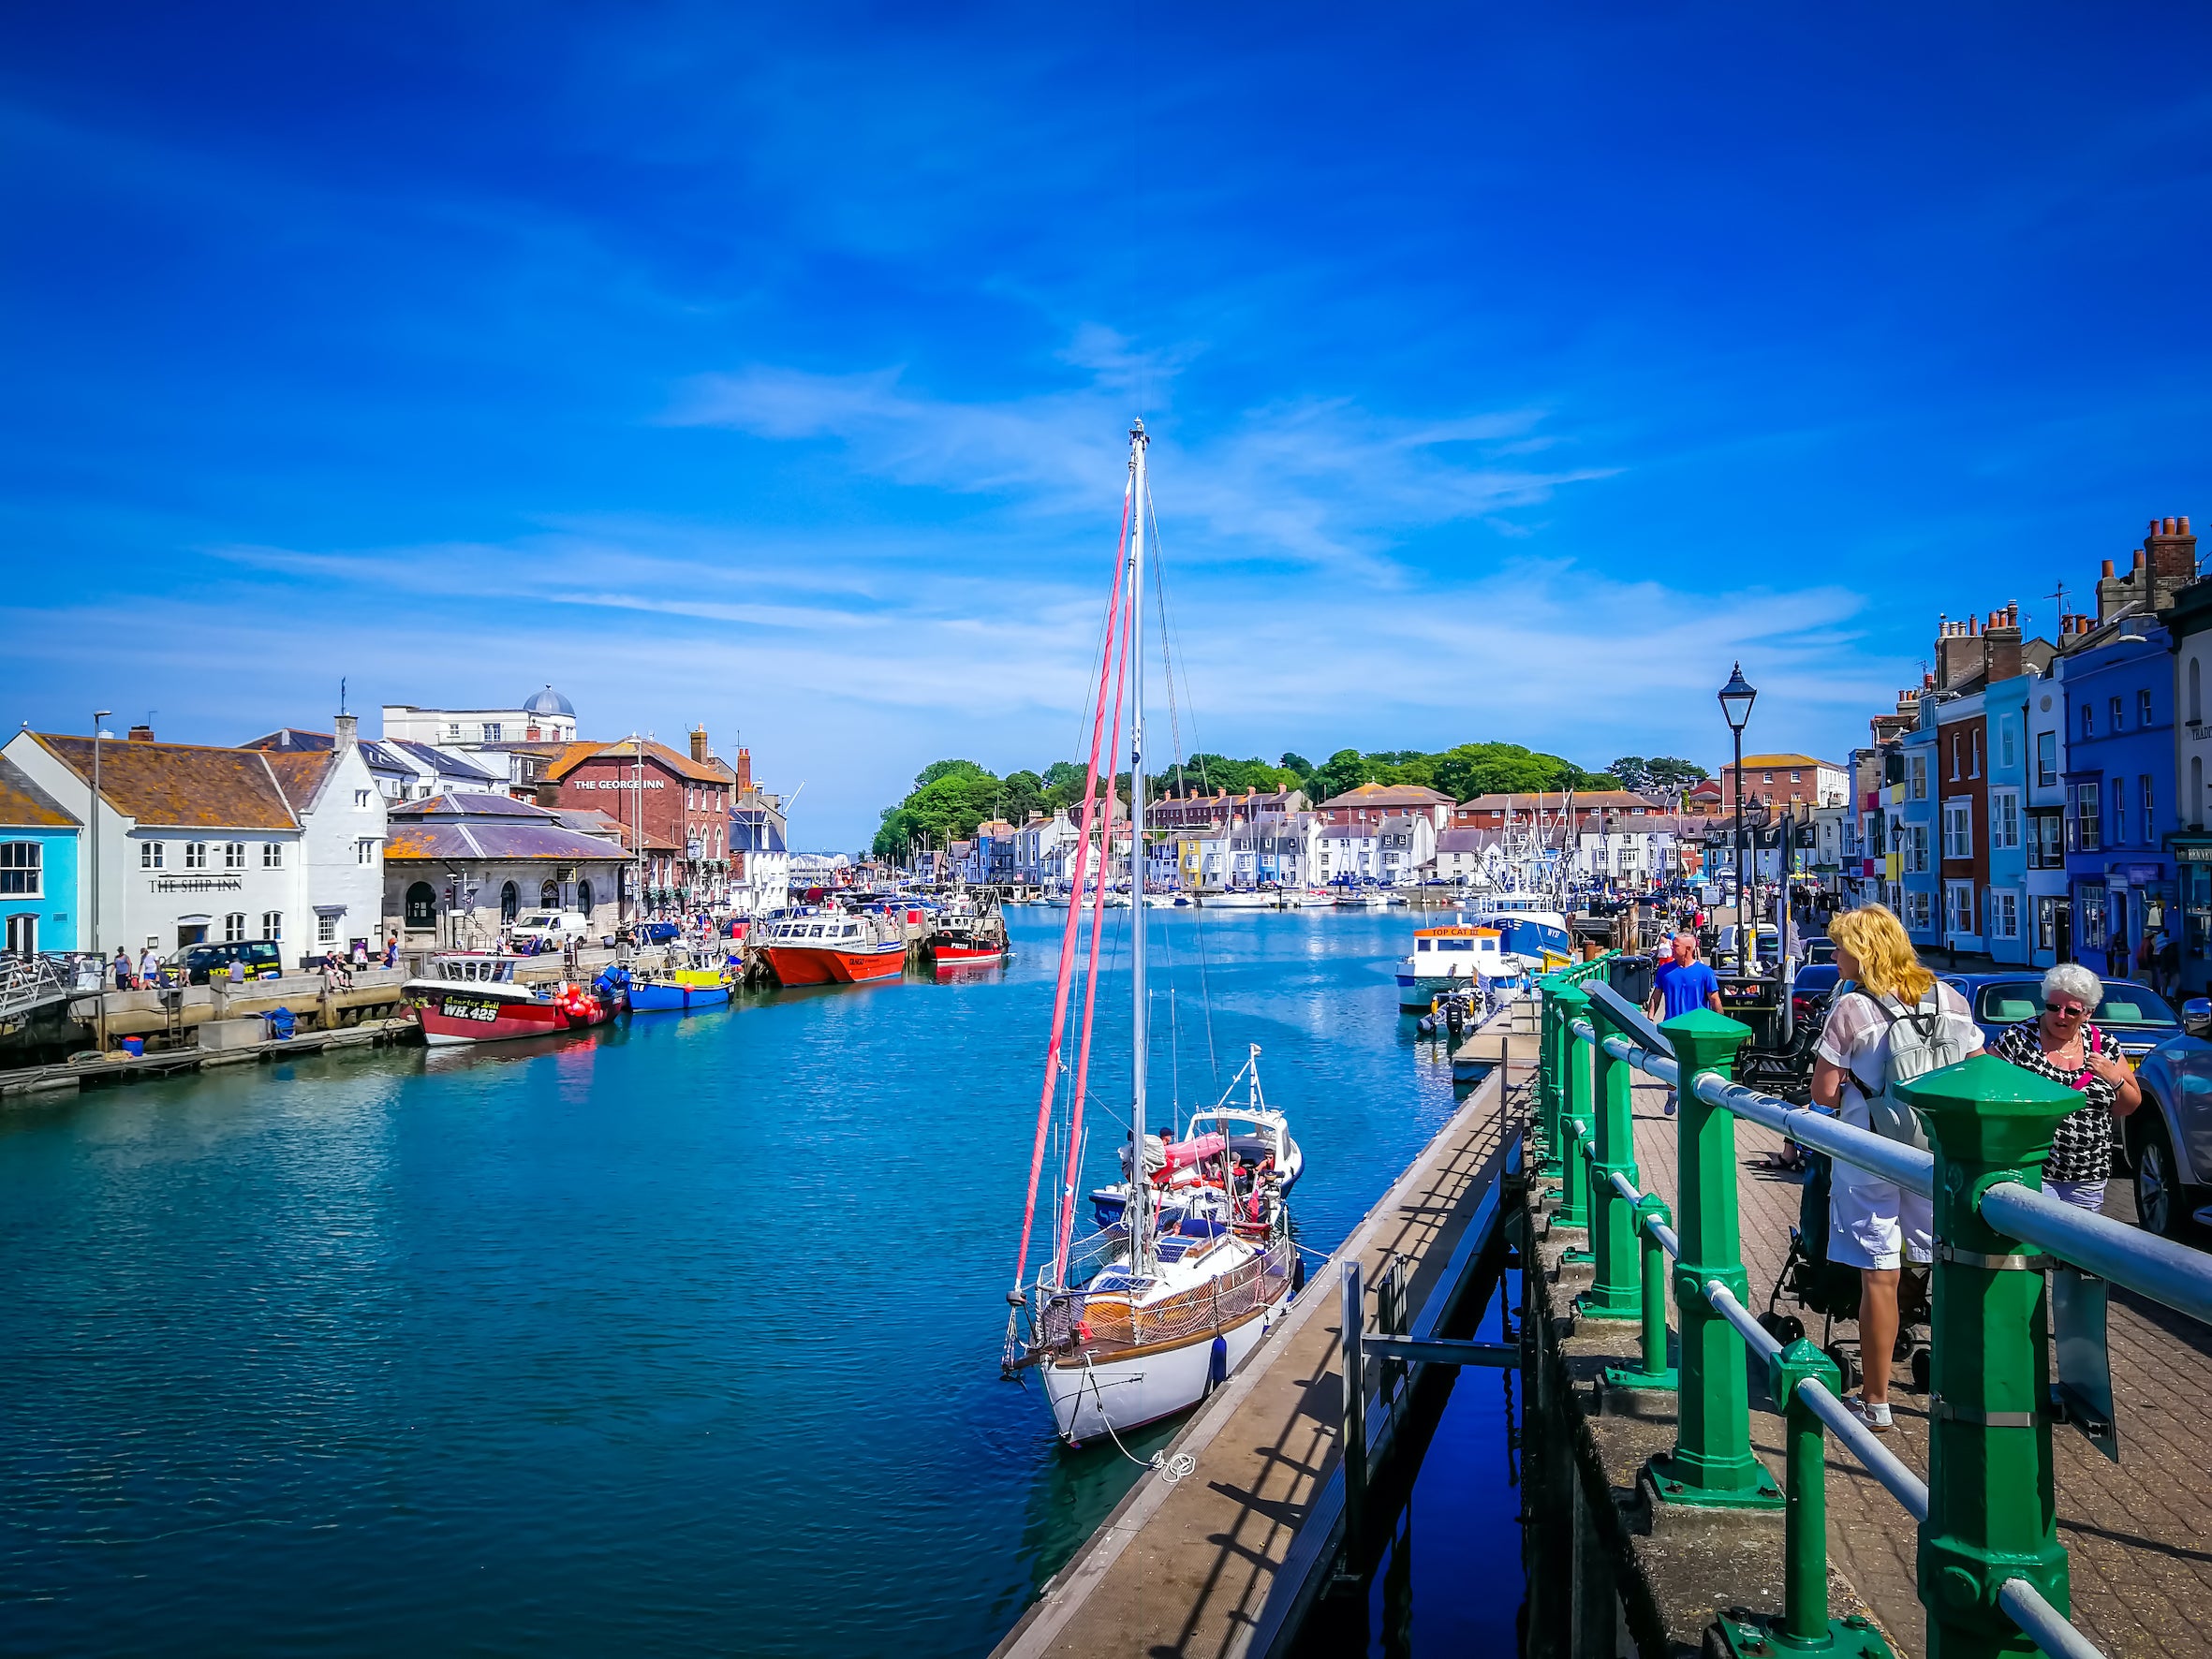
left=1041, top=1294, right=1285, bottom=1446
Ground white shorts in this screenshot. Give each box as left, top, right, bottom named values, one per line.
left=1828, top=1171, right=1932, bottom=1270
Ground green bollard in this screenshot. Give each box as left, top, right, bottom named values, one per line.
left=1575, top=992, right=1642, bottom=1319
left=1604, top=1194, right=1677, bottom=1390
left=1715, top=1341, right=1892, bottom=1658
left=1648, top=1007, right=1781, bottom=1508
left=1898, top=1055, right=2079, bottom=1659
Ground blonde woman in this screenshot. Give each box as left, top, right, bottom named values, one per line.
left=1809, top=904, right=1982, bottom=1432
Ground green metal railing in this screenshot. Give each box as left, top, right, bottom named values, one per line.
left=1533, top=968, right=2212, bottom=1659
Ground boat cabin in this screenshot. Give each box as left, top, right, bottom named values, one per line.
left=428, top=953, right=524, bottom=984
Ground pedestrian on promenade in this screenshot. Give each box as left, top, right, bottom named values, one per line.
left=1646, top=933, right=1720, bottom=1117
left=1811, top=904, right=1981, bottom=1432
left=1990, top=962, right=2139, bottom=1212
left=138, top=946, right=159, bottom=988
left=383, top=934, right=399, bottom=969
left=2107, top=923, right=2128, bottom=980
left=112, top=947, right=132, bottom=990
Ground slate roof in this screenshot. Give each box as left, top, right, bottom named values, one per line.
left=34, top=735, right=299, bottom=830
left=0, top=754, right=81, bottom=829
left=387, top=741, right=499, bottom=780
left=390, top=790, right=548, bottom=818
left=731, top=815, right=787, bottom=854
left=1457, top=790, right=1668, bottom=813
left=383, top=793, right=630, bottom=863
left=547, top=807, right=632, bottom=846
left=243, top=727, right=335, bottom=751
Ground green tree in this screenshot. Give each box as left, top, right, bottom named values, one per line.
left=1279, top=751, right=1312, bottom=778
left=913, top=757, right=992, bottom=792
left=1310, top=748, right=1379, bottom=801
left=1644, top=756, right=1711, bottom=790
left=1609, top=756, right=1653, bottom=793
left=1001, top=769, right=1046, bottom=824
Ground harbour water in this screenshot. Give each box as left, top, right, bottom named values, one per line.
left=1, top=908, right=1516, bottom=1655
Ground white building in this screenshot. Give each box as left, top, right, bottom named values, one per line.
left=1014, top=809, right=1082, bottom=888
left=4, top=720, right=387, bottom=965
left=1574, top=820, right=1679, bottom=888
left=248, top=725, right=504, bottom=803
left=382, top=686, right=579, bottom=747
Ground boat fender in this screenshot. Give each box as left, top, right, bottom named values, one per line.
left=1291, top=1254, right=1306, bottom=1296
left=1206, top=1334, right=1229, bottom=1393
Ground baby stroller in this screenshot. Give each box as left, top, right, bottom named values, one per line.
left=1755, top=1150, right=1930, bottom=1394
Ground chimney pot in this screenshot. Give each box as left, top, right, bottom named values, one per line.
left=2136, top=548, right=2147, bottom=569
left=2102, top=559, right=2116, bottom=578
left=2152, top=519, right=2163, bottom=536
left=2183, top=516, right=2193, bottom=536
left=2165, top=517, right=2178, bottom=536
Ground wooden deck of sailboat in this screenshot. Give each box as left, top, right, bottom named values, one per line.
left=995, top=1022, right=1533, bottom=1659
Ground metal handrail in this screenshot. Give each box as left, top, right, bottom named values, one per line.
left=1577, top=1015, right=2212, bottom=1329
left=1562, top=1008, right=2116, bottom=1659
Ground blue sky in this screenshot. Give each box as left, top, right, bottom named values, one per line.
left=5, top=5, right=2210, bottom=847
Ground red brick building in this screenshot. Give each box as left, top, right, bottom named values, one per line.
left=539, top=729, right=738, bottom=916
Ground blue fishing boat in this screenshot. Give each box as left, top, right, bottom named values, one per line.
left=627, top=949, right=733, bottom=1012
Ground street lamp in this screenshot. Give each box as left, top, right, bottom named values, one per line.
left=91, top=711, right=111, bottom=961
left=1718, top=664, right=1758, bottom=977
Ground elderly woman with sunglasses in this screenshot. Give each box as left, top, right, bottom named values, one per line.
left=1989, top=962, right=2142, bottom=1211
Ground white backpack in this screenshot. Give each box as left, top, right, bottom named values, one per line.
left=1848, top=987, right=1975, bottom=1151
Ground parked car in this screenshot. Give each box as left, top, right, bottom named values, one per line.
left=167, top=939, right=286, bottom=985
left=509, top=910, right=591, bottom=947
left=2116, top=994, right=2212, bottom=1237
left=1937, top=973, right=2181, bottom=1062
left=1715, top=923, right=1781, bottom=969
left=637, top=919, right=683, bottom=944
left=1789, top=962, right=1843, bottom=1028
left=1801, top=937, right=1836, bottom=965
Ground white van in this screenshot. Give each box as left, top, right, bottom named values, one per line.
left=1714, top=923, right=1781, bottom=968
left=510, top=911, right=591, bottom=947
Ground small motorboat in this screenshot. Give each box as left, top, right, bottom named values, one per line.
left=405, top=952, right=616, bottom=1046
left=628, top=948, right=733, bottom=1012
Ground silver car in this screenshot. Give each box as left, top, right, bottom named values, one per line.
left=2122, top=997, right=2212, bottom=1237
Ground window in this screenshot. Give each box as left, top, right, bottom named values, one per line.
left=1909, top=753, right=1928, bottom=800
left=500, top=881, right=519, bottom=922
left=2082, top=704, right=2093, bottom=741
left=1908, top=824, right=1931, bottom=874
left=2036, top=730, right=2058, bottom=788
left=224, top=842, right=245, bottom=869
left=577, top=878, right=593, bottom=915
left=1949, top=737, right=1960, bottom=782
left=2143, top=774, right=2156, bottom=844
left=0, top=841, right=41, bottom=896
left=1991, top=790, right=2021, bottom=852
left=224, top=913, right=246, bottom=943
left=1942, top=799, right=1973, bottom=859
left=446, top=723, right=462, bottom=739
left=540, top=879, right=559, bottom=908
left=317, top=915, right=337, bottom=945
left=2140, top=689, right=2154, bottom=727
left=405, top=882, right=437, bottom=929
left=2112, top=777, right=2127, bottom=845
left=2072, top=781, right=2101, bottom=852
left=1992, top=890, right=2020, bottom=941
left=1970, top=730, right=1981, bottom=778
left=354, top=789, right=372, bottom=808
left=1999, top=719, right=2016, bottom=771
left=184, top=842, right=208, bottom=869
left=2196, top=756, right=2206, bottom=830
left=1792, top=771, right=1802, bottom=783
left=1945, top=881, right=1974, bottom=936
left=261, top=911, right=283, bottom=941
left=6, top=914, right=35, bottom=953
left=1906, top=889, right=1934, bottom=932
left=1763, top=771, right=1773, bottom=784
left=2195, top=657, right=2205, bottom=727
left=2110, top=696, right=2124, bottom=731
left=355, top=839, right=376, bottom=866
left=482, top=723, right=502, bottom=741
left=263, top=842, right=282, bottom=868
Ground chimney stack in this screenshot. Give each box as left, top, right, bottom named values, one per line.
left=1984, top=601, right=2024, bottom=682
left=126, top=724, right=155, bottom=742
left=735, top=746, right=754, bottom=796
left=334, top=712, right=359, bottom=753
left=2145, top=512, right=2200, bottom=608
left=690, top=725, right=710, bottom=764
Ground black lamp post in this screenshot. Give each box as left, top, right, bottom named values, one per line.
left=1718, top=662, right=1758, bottom=977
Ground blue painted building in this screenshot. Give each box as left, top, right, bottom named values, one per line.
left=2057, top=620, right=2176, bottom=976
left=1983, top=668, right=2036, bottom=965
left=0, top=754, right=82, bottom=955
left=1889, top=707, right=1939, bottom=946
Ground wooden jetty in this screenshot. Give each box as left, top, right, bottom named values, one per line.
left=995, top=1013, right=1537, bottom=1659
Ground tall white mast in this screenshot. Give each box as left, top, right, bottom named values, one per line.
left=1128, top=418, right=1153, bottom=1277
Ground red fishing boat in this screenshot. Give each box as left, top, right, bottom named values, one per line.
left=926, top=890, right=1010, bottom=972
left=756, top=910, right=908, bottom=985
left=405, top=953, right=615, bottom=1045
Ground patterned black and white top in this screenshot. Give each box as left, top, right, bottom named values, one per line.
left=1990, top=1020, right=2126, bottom=1184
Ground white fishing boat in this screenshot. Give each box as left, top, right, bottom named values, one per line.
left=1005, top=421, right=1296, bottom=1450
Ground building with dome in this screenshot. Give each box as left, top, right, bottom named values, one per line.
left=381, top=688, right=579, bottom=748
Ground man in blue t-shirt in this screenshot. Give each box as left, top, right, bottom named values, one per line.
left=1646, top=935, right=1721, bottom=1113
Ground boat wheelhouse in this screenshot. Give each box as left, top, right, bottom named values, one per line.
left=1394, top=919, right=1508, bottom=1009
left=405, top=952, right=615, bottom=1045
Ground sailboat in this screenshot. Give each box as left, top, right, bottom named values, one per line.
left=1003, top=420, right=1297, bottom=1449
